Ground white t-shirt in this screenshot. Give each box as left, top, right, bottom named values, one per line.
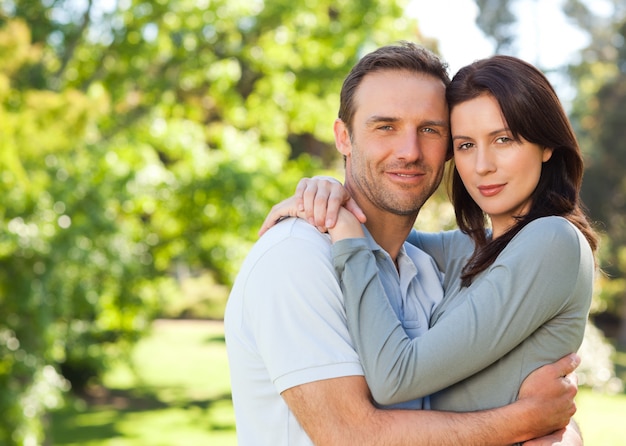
left=224, top=217, right=443, bottom=445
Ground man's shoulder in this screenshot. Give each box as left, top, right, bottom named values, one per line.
left=254, top=217, right=331, bottom=250
left=240, top=218, right=333, bottom=272
left=228, top=217, right=340, bottom=318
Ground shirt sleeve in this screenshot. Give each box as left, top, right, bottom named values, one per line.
left=248, top=229, right=363, bottom=394
left=333, top=217, right=594, bottom=405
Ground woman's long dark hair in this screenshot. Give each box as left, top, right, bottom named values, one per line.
left=446, top=55, right=598, bottom=287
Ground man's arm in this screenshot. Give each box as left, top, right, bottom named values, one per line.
left=517, top=358, right=582, bottom=445
left=523, top=420, right=582, bottom=446
left=281, top=354, right=579, bottom=446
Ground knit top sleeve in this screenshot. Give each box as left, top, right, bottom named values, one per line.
left=332, top=217, right=594, bottom=405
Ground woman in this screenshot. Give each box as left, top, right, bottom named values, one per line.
left=262, top=55, right=598, bottom=414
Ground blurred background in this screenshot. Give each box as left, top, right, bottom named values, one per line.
left=1, top=0, right=625, bottom=444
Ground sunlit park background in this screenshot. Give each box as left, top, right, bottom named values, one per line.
left=2, top=0, right=626, bottom=444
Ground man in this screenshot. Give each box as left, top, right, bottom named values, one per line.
left=225, top=42, right=579, bottom=445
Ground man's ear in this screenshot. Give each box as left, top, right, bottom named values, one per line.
left=334, top=119, right=352, bottom=157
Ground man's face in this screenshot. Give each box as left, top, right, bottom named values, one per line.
left=336, top=69, right=449, bottom=218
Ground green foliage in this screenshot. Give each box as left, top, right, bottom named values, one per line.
left=563, top=3, right=626, bottom=346
left=0, top=0, right=424, bottom=443
left=0, top=19, right=158, bottom=445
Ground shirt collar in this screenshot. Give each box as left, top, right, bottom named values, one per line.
left=361, top=224, right=410, bottom=262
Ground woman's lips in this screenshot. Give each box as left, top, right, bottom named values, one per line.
left=477, top=184, right=505, bottom=197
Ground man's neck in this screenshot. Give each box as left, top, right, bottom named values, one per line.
left=362, top=209, right=416, bottom=263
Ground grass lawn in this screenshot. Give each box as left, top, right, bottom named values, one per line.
left=50, top=320, right=237, bottom=446
left=50, top=319, right=626, bottom=445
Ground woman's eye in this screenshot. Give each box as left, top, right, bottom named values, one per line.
left=496, top=136, right=512, bottom=144
left=457, top=142, right=472, bottom=151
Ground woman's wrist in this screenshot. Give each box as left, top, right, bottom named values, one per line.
left=328, top=208, right=364, bottom=242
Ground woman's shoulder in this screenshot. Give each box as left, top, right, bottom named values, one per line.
left=515, top=216, right=590, bottom=258
left=522, top=216, right=581, bottom=240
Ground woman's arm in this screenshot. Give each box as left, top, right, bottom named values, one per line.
left=334, top=217, right=593, bottom=405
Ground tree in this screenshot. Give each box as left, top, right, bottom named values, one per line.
left=0, top=1, right=428, bottom=443
left=474, top=0, right=517, bottom=53
left=564, top=0, right=626, bottom=347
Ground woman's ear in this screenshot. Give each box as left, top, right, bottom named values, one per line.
left=542, top=146, right=554, bottom=162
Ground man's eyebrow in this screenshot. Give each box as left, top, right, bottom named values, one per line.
left=424, top=120, right=449, bottom=129
left=365, top=117, right=449, bottom=129
left=365, top=115, right=399, bottom=125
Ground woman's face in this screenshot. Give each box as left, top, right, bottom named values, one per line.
left=451, top=94, right=553, bottom=238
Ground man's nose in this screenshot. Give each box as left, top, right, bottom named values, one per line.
left=397, top=132, right=422, bottom=161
